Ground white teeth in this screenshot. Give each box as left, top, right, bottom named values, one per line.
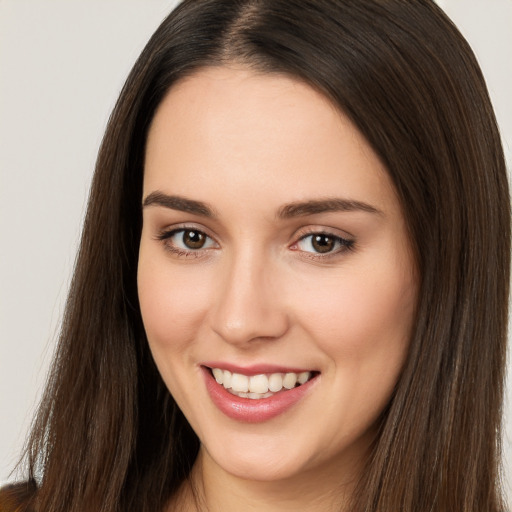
left=283, top=372, right=297, bottom=389
left=249, top=374, right=269, bottom=393
left=223, top=370, right=232, bottom=389
left=231, top=373, right=249, bottom=392
left=268, top=373, right=283, bottom=392
left=298, top=371, right=310, bottom=384
left=212, top=368, right=224, bottom=384
left=211, top=368, right=313, bottom=398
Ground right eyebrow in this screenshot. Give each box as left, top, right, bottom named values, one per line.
left=142, top=191, right=217, bottom=218
left=277, top=197, right=382, bottom=218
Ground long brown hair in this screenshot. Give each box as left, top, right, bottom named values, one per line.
left=10, top=1, right=510, bottom=511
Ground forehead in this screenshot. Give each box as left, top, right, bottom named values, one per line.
left=143, top=66, right=398, bottom=218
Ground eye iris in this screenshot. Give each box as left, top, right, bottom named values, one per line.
left=312, top=234, right=335, bottom=253
left=183, top=230, right=205, bottom=249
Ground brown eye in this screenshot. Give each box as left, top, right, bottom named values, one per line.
left=294, top=232, right=354, bottom=256
left=183, top=230, right=206, bottom=249
left=311, top=234, right=335, bottom=253
left=157, top=227, right=217, bottom=255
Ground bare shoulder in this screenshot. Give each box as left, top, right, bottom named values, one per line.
left=0, top=482, right=37, bottom=512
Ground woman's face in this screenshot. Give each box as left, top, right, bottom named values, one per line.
left=138, top=67, right=417, bottom=484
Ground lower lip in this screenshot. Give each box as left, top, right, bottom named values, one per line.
left=202, top=367, right=317, bottom=423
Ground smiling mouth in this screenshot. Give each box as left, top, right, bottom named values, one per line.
left=208, top=367, right=318, bottom=400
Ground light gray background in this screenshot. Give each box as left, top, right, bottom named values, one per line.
left=1, top=0, right=511, bottom=503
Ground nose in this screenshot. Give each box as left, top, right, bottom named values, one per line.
left=209, top=250, right=290, bottom=346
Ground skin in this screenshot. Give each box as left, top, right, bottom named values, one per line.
left=138, top=66, right=418, bottom=511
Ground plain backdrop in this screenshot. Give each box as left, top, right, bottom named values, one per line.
left=1, top=0, right=511, bottom=503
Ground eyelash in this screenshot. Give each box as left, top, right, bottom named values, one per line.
left=156, top=227, right=355, bottom=260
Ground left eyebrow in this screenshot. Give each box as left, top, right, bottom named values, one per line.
left=277, top=198, right=382, bottom=218
left=142, top=191, right=217, bottom=217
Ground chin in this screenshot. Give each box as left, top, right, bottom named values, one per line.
left=210, top=449, right=308, bottom=482
left=199, top=427, right=329, bottom=483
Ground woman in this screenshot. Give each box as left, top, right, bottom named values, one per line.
left=1, top=0, right=509, bottom=511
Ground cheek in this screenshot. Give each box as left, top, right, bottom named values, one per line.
left=293, top=254, right=416, bottom=373
left=294, top=260, right=416, bottom=439
left=137, top=252, right=211, bottom=354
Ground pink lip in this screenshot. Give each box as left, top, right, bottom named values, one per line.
left=201, top=366, right=318, bottom=423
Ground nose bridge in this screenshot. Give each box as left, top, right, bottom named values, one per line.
left=210, top=244, right=289, bottom=345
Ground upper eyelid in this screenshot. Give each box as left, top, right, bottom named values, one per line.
left=293, top=225, right=355, bottom=242
left=157, top=224, right=217, bottom=240
left=297, top=230, right=351, bottom=240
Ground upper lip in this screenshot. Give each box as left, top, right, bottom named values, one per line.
left=202, top=362, right=317, bottom=376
